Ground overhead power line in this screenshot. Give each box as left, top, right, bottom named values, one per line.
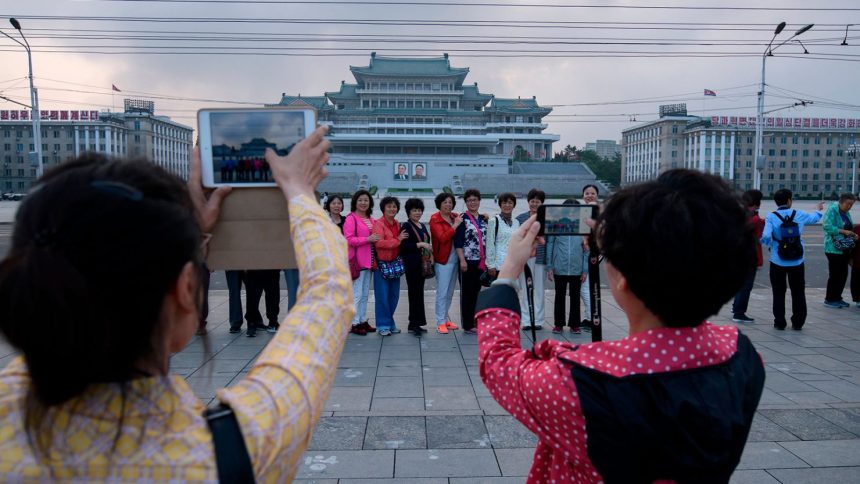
left=97, top=0, right=860, bottom=12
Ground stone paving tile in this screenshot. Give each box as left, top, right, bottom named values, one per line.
left=757, top=341, right=820, bottom=356
left=767, top=466, right=860, bottom=483
left=763, top=372, right=819, bottom=393
left=449, top=478, right=524, bottom=484
left=344, top=339, right=383, bottom=353
left=485, top=415, right=539, bottom=448
left=371, top=398, right=426, bottom=412
left=425, top=386, right=479, bottom=410
left=729, top=470, right=781, bottom=484
left=364, top=416, right=427, bottom=450
left=780, top=391, right=845, bottom=405
left=422, top=351, right=467, bottom=368
left=377, top=364, right=422, bottom=377
left=308, top=417, right=368, bottom=451
left=806, top=380, right=860, bottom=403
left=758, top=388, right=796, bottom=406
left=340, top=479, right=447, bottom=484
left=190, top=358, right=249, bottom=376
left=380, top=346, right=421, bottom=360
left=780, top=439, right=860, bottom=467
left=766, top=361, right=839, bottom=381
left=477, top=397, right=509, bottom=416
left=339, top=351, right=382, bottom=368
left=494, top=448, right=535, bottom=477
left=334, top=367, right=377, bottom=387
left=811, top=407, right=860, bottom=436
left=814, top=346, right=860, bottom=362
left=373, top=377, right=424, bottom=398
left=748, top=413, right=799, bottom=442
left=425, top=415, right=489, bottom=449
left=325, top=387, right=373, bottom=412
left=394, top=449, right=501, bottom=478
left=422, top=367, right=472, bottom=387
left=295, top=450, right=395, bottom=479
left=792, top=354, right=859, bottom=372
left=759, top=409, right=856, bottom=441
left=736, top=442, right=809, bottom=470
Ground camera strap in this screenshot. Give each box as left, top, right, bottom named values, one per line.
left=523, top=263, right=537, bottom=356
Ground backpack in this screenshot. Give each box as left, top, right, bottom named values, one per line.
left=773, top=210, right=803, bottom=261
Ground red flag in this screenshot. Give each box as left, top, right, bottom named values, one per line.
left=112, top=84, right=121, bottom=92
left=704, top=89, right=717, bottom=97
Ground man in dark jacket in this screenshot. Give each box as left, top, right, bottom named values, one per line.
left=476, top=169, right=765, bottom=483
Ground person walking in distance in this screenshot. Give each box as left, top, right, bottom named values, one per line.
left=430, top=193, right=462, bottom=334
left=822, top=193, right=859, bottom=308
left=760, top=188, right=824, bottom=330
left=732, top=190, right=765, bottom=323
left=516, top=189, right=547, bottom=330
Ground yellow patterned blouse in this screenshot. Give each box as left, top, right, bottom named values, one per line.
left=0, top=194, right=355, bottom=482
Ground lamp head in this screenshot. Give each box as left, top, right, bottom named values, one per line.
left=774, top=22, right=787, bottom=35
left=795, top=24, right=814, bottom=36
left=9, top=18, right=21, bottom=30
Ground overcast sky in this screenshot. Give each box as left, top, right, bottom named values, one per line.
left=1, top=0, right=858, bottom=150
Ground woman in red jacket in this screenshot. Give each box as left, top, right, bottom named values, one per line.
left=429, top=193, right=462, bottom=333
left=373, top=196, right=408, bottom=336
left=732, top=189, right=766, bottom=323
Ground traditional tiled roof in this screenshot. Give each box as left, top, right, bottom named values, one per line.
left=273, top=95, right=330, bottom=110
left=350, top=54, right=469, bottom=79
left=488, top=97, right=552, bottom=114
left=325, top=83, right=359, bottom=100
left=462, top=85, right=493, bottom=102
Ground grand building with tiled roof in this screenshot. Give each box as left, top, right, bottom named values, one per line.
left=273, top=53, right=560, bottom=190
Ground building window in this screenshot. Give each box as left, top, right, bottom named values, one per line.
left=791, top=149, right=798, bottom=157
left=779, top=149, right=786, bottom=156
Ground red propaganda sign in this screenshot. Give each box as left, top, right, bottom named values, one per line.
left=739, top=117, right=748, bottom=126
left=803, top=119, right=811, bottom=128
left=10, top=111, right=19, bottom=120
left=812, top=118, right=820, bottom=128
left=850, top=119, right=857, bottom=129
left=60, top=111, right=69, bottom=120
left=720, top=116, right=728, bottom=124
left=822, top=119, right=830, bottom=128
left=776, top=118, right=784, bottom=127
left=0, top=111, right=7, bottom=120
left=711, top=116, right=719, bottom=124
left=729, top=116, right=737, bottom=124
left=70, top=111, right=79, bottom=120
left=49, top=111, right=59, bottom=120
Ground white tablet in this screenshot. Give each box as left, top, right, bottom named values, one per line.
left=198, top=107, right=318, bottom=187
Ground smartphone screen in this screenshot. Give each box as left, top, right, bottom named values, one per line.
left=198, top=108, right=315, bottom=187
left=538, top=204, right=597, bottom=236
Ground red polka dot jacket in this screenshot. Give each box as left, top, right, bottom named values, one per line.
left=476, top=285, right=765, bottom=483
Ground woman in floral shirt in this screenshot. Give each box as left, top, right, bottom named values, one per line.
left=454, top=188, right=488, bottom=334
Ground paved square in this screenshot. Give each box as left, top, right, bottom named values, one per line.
left=3, top=286, right=860, bottom=483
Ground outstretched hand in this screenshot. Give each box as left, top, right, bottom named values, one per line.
left=267, top=125, right=331, bottom=200
left=188, top=147, right=232, bottom=233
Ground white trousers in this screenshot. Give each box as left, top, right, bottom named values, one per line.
left=434, top=254, right=459, bottom=325
left=518, top=258, right=546, bottom=327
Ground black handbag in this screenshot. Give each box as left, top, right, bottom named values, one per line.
left=205, top=404, right=255, bottom=483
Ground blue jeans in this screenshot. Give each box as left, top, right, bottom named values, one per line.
left=732, top=268, right=757, bottom=316
left=373, top=270, right=401, bottom=330
left=284, top=268, right=300, bottom=311
left=226, top=270, right=244, bottom=327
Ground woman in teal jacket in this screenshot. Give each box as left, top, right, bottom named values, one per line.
left=823, top=193, right=859, bottom=307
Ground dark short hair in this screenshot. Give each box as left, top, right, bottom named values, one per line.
left=773, top=188, right=793, bottom=207
left=497, top=192, right=516, bottom=207
left=839, top=193, right=856, bottom=203
left=324, top=195, right=344, bottom=212
left=350, top=190, right=374, bottom=215
left=435, top=192, right=456, bottom=209
left=397, top=164, right=406, bottom=169
left=582, top=184, right=600, bottom=196
left=742, top=189, right=763, bottom=208
left=405, top=198, right=424, bottom=213
left=463, top=188, right=481, bottom=201
left=596, top=169, right=755, bottom=328
left=379, top=196, right=401, bottom=213
left=526, top=188, right=546, bottom=203
left=415, top=164, right=425, bottom=170
left=0, top=154, right=202, bottom=447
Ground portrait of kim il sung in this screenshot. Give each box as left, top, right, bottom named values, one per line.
left=394, top=163, right=409, bottom=180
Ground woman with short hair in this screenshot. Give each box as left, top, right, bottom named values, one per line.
left=430, top=193, right=462, bottom=333
left=325, top=194, right=346, bottom=233
left=823, top=193, right=859, bottom=308
left=373, top=196, right=408, bottom=336
left=401, top=198, right=432, bottom=334
left=454, top=188, right=488, bottom=334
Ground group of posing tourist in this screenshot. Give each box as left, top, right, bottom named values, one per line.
left=329, top=185, right=603, bottom=337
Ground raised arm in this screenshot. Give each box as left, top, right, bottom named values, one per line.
left=216, top=127, right=355, bottom=480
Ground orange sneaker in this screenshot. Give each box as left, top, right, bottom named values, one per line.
left=445, top=321, right=459, bottom=330
left=436, top=324, right=449, bottom=334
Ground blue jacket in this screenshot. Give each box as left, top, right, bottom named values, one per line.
left=761, top=207, right=822, bottom=267
left=546, top=234, right=589, bottom=276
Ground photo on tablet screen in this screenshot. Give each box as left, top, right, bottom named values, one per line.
left=210, top=110, right=307, bottom=184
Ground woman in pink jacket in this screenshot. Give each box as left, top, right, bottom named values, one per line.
left=344, top=190, right=379, bottom=335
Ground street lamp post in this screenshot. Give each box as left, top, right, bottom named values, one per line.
left=850, top=143, right=858, bottom=195
left=3, top=18, right=43, bottom=180
left=754, top=22, right=814, bottom=191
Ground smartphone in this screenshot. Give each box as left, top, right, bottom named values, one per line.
left=537, top=204, right=598, bottom=237
left=197, top=107, right=317, bottom=187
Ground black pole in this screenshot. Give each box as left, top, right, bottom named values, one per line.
left=587, top=213, right=603, bottom=343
